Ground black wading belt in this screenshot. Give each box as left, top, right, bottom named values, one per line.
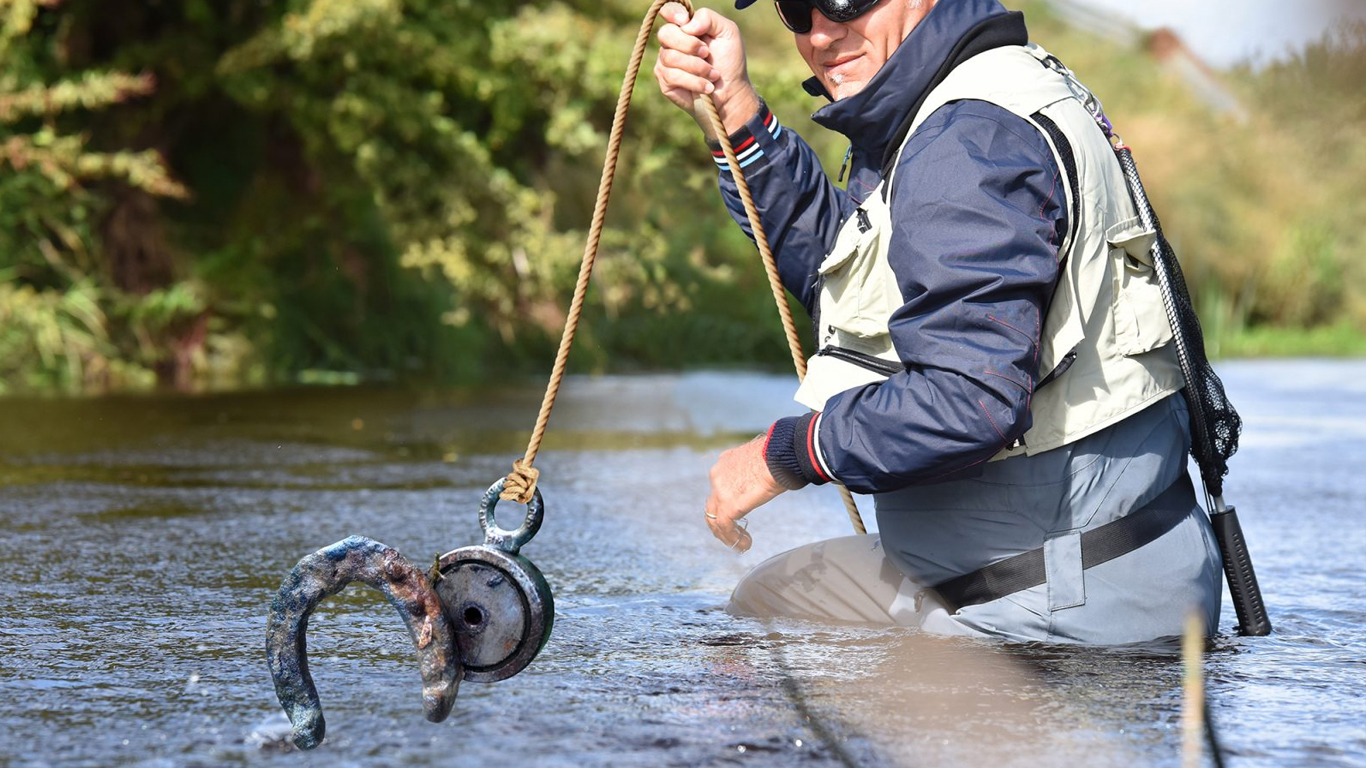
left=929, top=473, right=1195, bottom=613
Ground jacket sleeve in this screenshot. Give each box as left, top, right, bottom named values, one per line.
left=765, top=101, right=1068, bottom=494
left=712, top=102, right=851, bottom=313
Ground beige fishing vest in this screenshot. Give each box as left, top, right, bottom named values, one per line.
left=794, top=44, right=1183, bottom=458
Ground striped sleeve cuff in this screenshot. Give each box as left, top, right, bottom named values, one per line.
left=764, top=413, right=833, bottom=490
left=706, top=100, right=782, bottom=172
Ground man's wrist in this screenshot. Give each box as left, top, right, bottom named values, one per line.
left=714, top=84, right=761, bottom=136
left=691, top=84, right=761, bottom=141
left=706, top=99, right=780, bottom=172
left=764, top=413, right=832, bottom=490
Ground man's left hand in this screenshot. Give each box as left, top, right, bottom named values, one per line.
left=705, top=434, right=786, bottom=552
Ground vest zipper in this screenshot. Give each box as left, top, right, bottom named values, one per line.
left=1007, top=347, right=1078, bottom=453
left=816, top=345, right=902, bottom=376
left=1036, top=345, right=1079, bottom=390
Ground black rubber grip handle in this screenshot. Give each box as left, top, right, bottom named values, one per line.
left=1210, top=506, right=1272, bottom=636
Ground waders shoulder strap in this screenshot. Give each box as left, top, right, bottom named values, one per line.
left=1029, top=51, right=1270, bottom=636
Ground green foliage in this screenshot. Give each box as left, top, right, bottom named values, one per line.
left=2, top=1, right=1363, bottom=394
left=0, top=0, right=192, bottom=392
left=0, top=280, right=109, bottom=392
left=212, top=0, right=819, bottom=367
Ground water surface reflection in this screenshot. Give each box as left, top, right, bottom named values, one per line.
left=0, top=364, right=1361, bottom=767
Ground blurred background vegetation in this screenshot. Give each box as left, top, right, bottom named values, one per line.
left=1, top=0, right=1363, bottom=394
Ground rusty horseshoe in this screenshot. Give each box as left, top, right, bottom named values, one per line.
left=265, top=536, right=461, bottom=750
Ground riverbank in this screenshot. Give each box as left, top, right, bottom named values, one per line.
left=1216, top=322, right=1366, bottom=358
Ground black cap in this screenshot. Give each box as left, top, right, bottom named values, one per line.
left=735, top=0, right=759, bottom=7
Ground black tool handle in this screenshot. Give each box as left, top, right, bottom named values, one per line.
left=1210, top=505, right=1272, bottom=636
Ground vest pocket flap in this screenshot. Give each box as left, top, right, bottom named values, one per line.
left=1106, top=217, right=1173, bottom=356
left=817, top=241, right=860, bottom=275
left=1105, top=217, right=1157, bottom=262
left=817, top=213, right=873, bottom=275
left=816, top=210, right=897, bottom=339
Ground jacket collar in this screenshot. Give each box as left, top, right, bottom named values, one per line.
left=809, top=0, right=1024, bottom=162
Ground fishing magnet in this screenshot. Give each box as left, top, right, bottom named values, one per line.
left=436, top=478, right=555, bottom=683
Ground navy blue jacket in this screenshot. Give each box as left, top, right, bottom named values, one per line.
left=721, top=0, right=1067, bottom=494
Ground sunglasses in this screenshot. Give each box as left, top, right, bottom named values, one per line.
left=773, top=0, right=884, bottom=34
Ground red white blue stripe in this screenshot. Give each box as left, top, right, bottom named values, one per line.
left=712, top=110, right=782, bottom=170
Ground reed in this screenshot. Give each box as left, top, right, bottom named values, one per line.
left=1182, top=612, right=1205, bottom=768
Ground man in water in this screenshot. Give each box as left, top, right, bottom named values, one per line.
left=653, top=0, right=1223, bottom=643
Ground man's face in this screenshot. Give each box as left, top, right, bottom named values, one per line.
left=794, top=0, right=938, bottom=101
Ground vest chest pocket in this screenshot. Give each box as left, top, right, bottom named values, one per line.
left=816, top=206, right=902, bottom=341
left=1106, top=217, right=1174, bottom=356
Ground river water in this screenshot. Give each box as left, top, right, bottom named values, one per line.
left=1, top=360, right=1362, bottom=767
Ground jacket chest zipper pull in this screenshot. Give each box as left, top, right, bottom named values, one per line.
left=856, top=208, right=871, bottom=233
left=837, top=146, right=853, bottom=183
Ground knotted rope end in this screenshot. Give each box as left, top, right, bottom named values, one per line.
left=501, top=459, right=541, bottom=504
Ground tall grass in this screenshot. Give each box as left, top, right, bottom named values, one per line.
left=1012, top=3, right=1366, bottom=356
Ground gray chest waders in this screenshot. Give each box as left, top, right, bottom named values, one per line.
left=1038, top=53, right=1271, bottom=636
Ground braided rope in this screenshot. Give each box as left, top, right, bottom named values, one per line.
left=696, top=95, right=865, bottom=535
left=503, top=0, right=865, bottom=536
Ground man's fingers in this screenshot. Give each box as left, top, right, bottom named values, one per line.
left=704, top=499, right=751, bottom=553
left=730, top=526, right=752, bottom=554
left=680, top=7, right=731, bottom=38
left=659, top=1, right=691, bottom=26
left=657, top=23, right=709, bottom=58
left=658, top=48, right=718, bottom=82
left=704, top=492, right=721, bottom=527
left=655, top=18, right=719, bottom=101
left=707, top=517, right=724, bottom=542
left=660, top=1, right=737, bottom=43
left=655, top=61, right=715, bottom=96
left=711, top=519, right=749, bottom=552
